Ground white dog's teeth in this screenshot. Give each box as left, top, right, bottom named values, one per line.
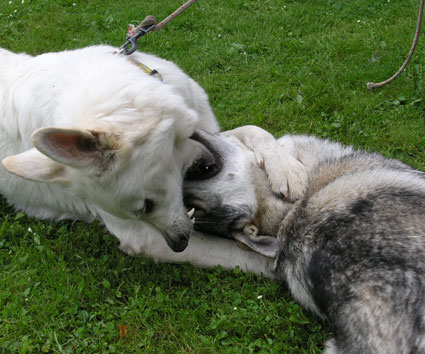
left=187, top=208, right=195, bottom=218
left=191, top=217, right=196, bottom=224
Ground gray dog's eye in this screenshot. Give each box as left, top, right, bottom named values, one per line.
left=185, top=158, right=218, bottom=180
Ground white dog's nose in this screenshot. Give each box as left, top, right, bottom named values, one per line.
left=165, top=232, right=189, bottom=252
left=159, top=212, right=194, bottom=252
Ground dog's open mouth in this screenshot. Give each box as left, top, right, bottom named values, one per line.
left=185, top=198, right=277, bottom=257
left=184, top=197, right=252, bottom=237
left=185, top=200, right=208, bottom=219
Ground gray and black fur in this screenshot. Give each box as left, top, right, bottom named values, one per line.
left=276, top=148, right=425, bottom=354
left=184, top=130, right=425, bottom=354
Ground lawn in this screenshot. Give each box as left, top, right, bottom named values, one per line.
left=0, top=0, right=424, bottom=353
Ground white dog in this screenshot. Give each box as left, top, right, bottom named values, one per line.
left=0, top=46, right=300, bottom=276
left=0, top=45, right=219, bottom=255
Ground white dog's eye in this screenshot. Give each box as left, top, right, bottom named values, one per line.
left=132, top=199, right=155, bottom=217
left=144, top=199, right=155, bottom=213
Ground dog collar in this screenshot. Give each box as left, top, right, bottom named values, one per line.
left=113, top=50, right=163, bottom=82
left=115, top=17, right=163, bottom=81
left=128, top=57, right=163, bottom=82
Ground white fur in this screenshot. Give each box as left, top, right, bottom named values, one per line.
left=104, top=214, right=275, bottom=277
left=0, top=45, right=276, bottom=276
left=0, top=45, right=218, bottom=253
left=224, top=127, right=308, bottom=200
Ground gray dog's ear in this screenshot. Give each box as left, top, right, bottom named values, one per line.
left=232, top=230, right=278, bottom=258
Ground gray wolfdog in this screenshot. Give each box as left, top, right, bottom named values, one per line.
left=184, top=126, right=425, bottom=354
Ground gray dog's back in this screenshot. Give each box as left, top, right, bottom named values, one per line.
left=275, top=147, right=425, bottom=354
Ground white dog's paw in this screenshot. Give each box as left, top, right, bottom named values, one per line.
left=118, top=241, right=143, bottom=256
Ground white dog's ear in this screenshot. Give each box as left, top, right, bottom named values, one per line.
left=32, top=127, right=116, bottom=170
left=2, top=148, right=67, bottom=184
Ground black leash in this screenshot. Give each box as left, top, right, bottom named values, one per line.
left=118, top=0, right=198, bottom=56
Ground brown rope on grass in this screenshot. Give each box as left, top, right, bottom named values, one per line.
left=153, top=0, right=198, bottom=31
left=367, top=0, right=424, bottom=90
left=130, top=0, right=198, bottom=34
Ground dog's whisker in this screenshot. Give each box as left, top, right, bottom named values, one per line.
left=193, top=220, right=217, bottom=225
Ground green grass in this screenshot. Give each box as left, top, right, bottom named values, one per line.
left=0, top=0, right=424, bottom=352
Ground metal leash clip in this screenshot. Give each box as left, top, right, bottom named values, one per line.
left=118, top=16, right=157, bottom=56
